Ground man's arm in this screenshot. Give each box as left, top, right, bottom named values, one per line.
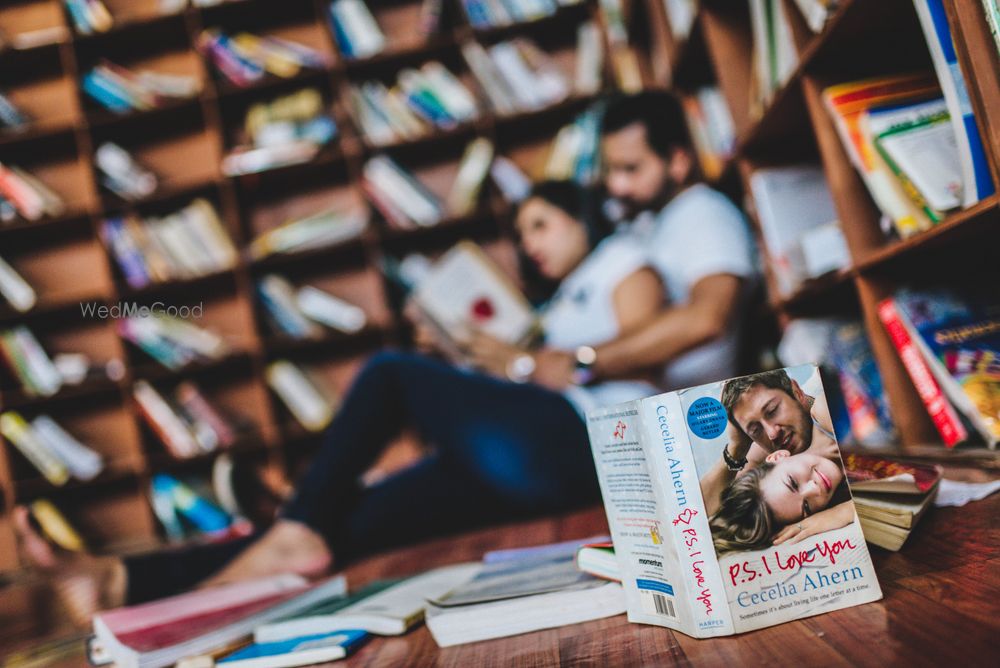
left=592, top=273, right=743, bottom=379
left=701, top=421, right=753, bottom=516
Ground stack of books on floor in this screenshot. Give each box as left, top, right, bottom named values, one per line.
left=327, top=0, right=386, bottom=59
left=0, top=410, right=104, bottom=485
left=222, top=89, right=338, bottom=176
left=82, top=60, right=200, bottom=114
left=258, top=275, right=368, bottom=340
left=197, top=30, right=333, bottom=88
left=0, top=162, right=66, bottom=222
left=247, top=208, right=368, bottom=260
left=132, top=379, right=245, bottom=459
left=86, top=537, right=624, bottom=666
left=845, top=453, right=943, bottom=551
left=347, top=63, right=480, bottom=145
left=118, top=313, right=232, bottom=370
left=101, top=199, right=238, bottom=289
left=878, top=288, right=1000, bottom=449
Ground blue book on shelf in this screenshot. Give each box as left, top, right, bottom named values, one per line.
left=327, top=5, right=356, bottom=58
left=82, top=71, right=134, bottom=113
left=218, top=629, right=369, bottom=667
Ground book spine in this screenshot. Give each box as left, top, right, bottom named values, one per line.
left=31, top=415, right=104, bottom=481
left=0, top=411, right=70, bottom=485
left=134, top=380, right=202, bottom=458
left=877, top=299, right=968, bottom=446
left=175, top=382, right=237, bottom=448
left=14, top=327, right=62, bottom=396
left=0, top=254, right=37, bottom=312
left=295, top=286, right=367, bottom=333
left=638, top=393, right=734, bottom=637
left=266, top=360, right=334, bottom=432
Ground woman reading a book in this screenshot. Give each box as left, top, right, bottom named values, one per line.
left=15, top=180, right=665, bottom=624
left=709, top=449, right=855, bottom=553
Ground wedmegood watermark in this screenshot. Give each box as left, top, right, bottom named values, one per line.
left=79, top=301, right=204, bottom=319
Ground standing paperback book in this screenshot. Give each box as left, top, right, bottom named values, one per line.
left=586, top=364, right=882, bottom=637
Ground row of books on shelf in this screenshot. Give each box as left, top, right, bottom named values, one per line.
left=62, top=1, right=248, bottom=36
left=197, top=29, right=333, bottom=88
left=82, top=59, right=201, bottom=114
left=258, top=275, right=368, bottom=340
left=683, top=86, right=735, bottom=182
left=222, top=88, right=338, bottom=176
left=102, top=199, right=238, bottom=289
left=0, top=410, right=105, bottom=484
left=0, top=326, right=123, bottom=398
left=459, top=0, right=581, bottom=29
left=0, top=161, right=67, bottom=222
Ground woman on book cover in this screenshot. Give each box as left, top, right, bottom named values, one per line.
left=13, top=181, right=667, bottom=625
left=703, top=369, right=856, bottom=553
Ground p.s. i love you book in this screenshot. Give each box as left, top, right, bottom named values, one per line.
left=585, top=364, right=882, bottom=637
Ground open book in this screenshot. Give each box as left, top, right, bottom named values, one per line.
left=585, top=364, right=882, bottom=637
left=410, top=241, right=537, bottom=362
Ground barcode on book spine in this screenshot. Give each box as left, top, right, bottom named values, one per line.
left=653, top=593, right=674, bottom=617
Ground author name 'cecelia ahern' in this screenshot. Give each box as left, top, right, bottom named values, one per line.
left=737, top=565, right=865, bottom=607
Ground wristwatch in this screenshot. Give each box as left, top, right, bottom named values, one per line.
left=572, top=345, right=597, bottom=386
left=722, top=443, right=748, bottom=472
left=505, top=353, right=536, bottom=383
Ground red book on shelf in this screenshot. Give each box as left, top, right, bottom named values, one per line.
left=878, top=298, right=968, bottom=447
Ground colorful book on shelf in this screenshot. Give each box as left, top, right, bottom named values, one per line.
left=151, top=474, right=233, bottom=535
left=0, top=90, right=31, bottom=130
left=362, top=155, right=444, bottom=229
left=410, top=240, right=537, bottom=362
left=265, top=360, right=336, bottom=432
left=218, top=629, right=368, bottom=668
left=0, top=162, right=66, bottom=221
left=257, top=564, right=478, bottom=643
left=64, top=0, right=113, bottom=35
left=877, top=298, right=969, bottom=447
left=823, top=73, right=941, bottom=239
left=683, top=87, right=736, bottom=182
left=828, top=321, right=897, bottom=447
left=889, top=288, right=1000, bottom=448
left=29, top=498, right=86, bottom=551
left=328, top=0, right=386, bottom=59
left=425, top=542, right=624, bottom=647
left=0, top=253, right=37, bottom=313
left=748, top=164, right=845, bottom=296
left=257, top=274, right=325, bottom=340
left=444, top=138, right=494, bottom=217
left=248, top=209, right=368, bottom=260
left=82, top=60, right=200, bottom=114
left=0, top=411, right=71, bottom=486
left=90, top=574, right=348, bottom=668
left=586, top=364, right=882, bottom=637
left=749, top=0, right=798, bottom=112
left=0, top=326, right=63, bottom=397
left=295, top=285, right=367, bottom=334
left=197, top=30, right=331, bottom=87
left=912, top=0, right=995, bottom=206
left=478, top=38, right=570, bottom=114
left=118, top=313, right=231, bottom=370
left=95, top=142, right=158, bottom=202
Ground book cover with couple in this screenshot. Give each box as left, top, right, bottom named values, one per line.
left=585, top=364, right=882, bottom=637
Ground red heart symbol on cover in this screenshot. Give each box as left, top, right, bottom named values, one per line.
left=471, top=297, right=495, bottom=321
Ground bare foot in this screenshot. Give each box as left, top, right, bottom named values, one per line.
left=199, top=520, right=332, bottom=588
left=13, top=507, right=127, bottom=628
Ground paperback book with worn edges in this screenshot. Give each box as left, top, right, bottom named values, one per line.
left=585, top=364, right=882, bottom=637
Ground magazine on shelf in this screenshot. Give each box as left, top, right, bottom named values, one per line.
left=585, top=364, right=882, bottom=637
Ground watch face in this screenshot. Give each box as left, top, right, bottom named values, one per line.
left=576, top=345, right=597, bottom=366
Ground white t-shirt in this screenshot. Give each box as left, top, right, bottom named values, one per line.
left=541, top=234, right=659, bottom=415
left=618, top=183, right=757, bottom=390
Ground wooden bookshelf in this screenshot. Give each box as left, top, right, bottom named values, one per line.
left=1, top=0, right=997, bottom=573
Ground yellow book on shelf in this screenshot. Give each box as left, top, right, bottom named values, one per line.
left=30, top=499, right=85, bottom=552
left=0, top=411, right=70, bottom=486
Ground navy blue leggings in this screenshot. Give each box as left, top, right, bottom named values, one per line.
left=125, top=352, right=599, bottom=603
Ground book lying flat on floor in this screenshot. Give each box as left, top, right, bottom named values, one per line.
left=586, top=364, right=882, bottom=637
left=255, top=563, right=479, bottom=643
left=217, top=629, right=369, bottom=668
left=425, top=539, right=626, bottom=646
left=90, top=574, right=347, bottom=668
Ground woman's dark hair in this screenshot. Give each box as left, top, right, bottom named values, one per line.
left=515, top=180, right=612, bottom=303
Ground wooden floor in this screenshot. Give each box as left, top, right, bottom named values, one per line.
left=2, top=492, right=998, bottom=667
